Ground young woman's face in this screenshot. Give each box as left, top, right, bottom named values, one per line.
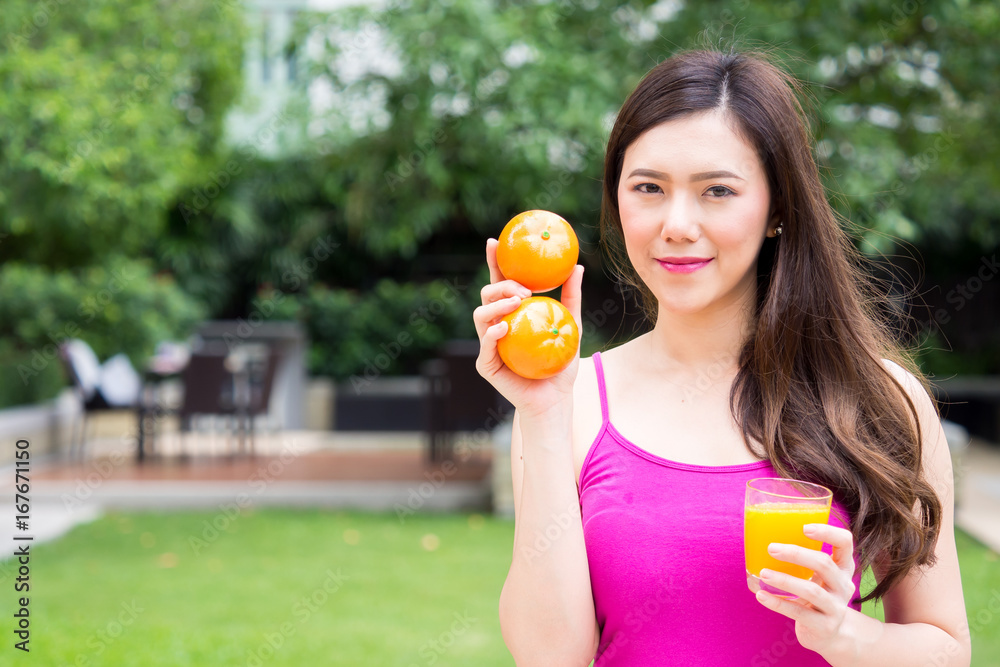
left=617, top=111, right=776, bottom=318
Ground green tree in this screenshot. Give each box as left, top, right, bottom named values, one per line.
left=0, top=0, right=246, bottom=407
left=275, top=0, right=998, bottom=377
left=298, top=0, right=998, bottom=253
left=141, top=0, right=999, bottom=383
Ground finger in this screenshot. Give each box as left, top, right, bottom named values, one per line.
left=473, top=295, right=524, bottom=340
left=807, top=567, right=859, bottom=607
left=758, top=568, right=836, bottom=616
left=755, top=587, right=826, bottom=623
left=804, top=524, right=856, bottom=574
left=475, top=319, right=510, bottom=380
left=559, top=264, right=585, bottom=333
left=481, top=279, right=532, bottom=306
left=486, top=238, right=505, bottom=284
left=769, top=544, right=842, bottom=587
left=760, top=568, right=842, bottom=614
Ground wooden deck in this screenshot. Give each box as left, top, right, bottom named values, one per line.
left=36, top=443, right=492, bottom=483
left=17, top=424, right=497, bottom=515
left=1, top=429, right=500, bottom=547
left=40, top=412, right=493, bottom=483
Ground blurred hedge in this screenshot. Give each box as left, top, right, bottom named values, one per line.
left=261, top=278, right=478, bottom=388
left=0, top=260, right=205, bottom=407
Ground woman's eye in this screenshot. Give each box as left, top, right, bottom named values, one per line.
left=706, top=185, right=735, bottom=197
left=634, top=183, right=662, bottom=194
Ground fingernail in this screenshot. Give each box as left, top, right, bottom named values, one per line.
left=760, top=569, right=771, bottom=578
left=520, top=290, right=531, bottom=298
left=767, top=544, right=779, bottom=554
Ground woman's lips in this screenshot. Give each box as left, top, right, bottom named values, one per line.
left=656, top=257, right=713, bottom=274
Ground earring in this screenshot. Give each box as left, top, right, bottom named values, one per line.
left=774, top=224, right=783, bottom=237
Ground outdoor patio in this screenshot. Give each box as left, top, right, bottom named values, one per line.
left=6, top=405, right=1000, bottom=552
left=0, top=407, right=503, bottom=546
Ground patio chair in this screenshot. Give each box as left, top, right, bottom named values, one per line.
left=59, top=339, right=142, bottom=460
left=241, top=344, right=282, bottom=449
left=422, top=339, right=513, bottom=463
left=177, top=343, right=281, bottom=457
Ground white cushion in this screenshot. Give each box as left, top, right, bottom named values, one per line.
left=99, top=353, right=141, bottom=407
left=63, top=339, right=101, bottom=401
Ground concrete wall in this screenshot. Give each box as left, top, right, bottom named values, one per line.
left=305, top=377, right=335, bottom=431
left=0, top=378, right=340, bottom=468
left=0, top=389, right=80, bottom=466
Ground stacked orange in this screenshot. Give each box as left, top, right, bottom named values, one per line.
left=495, top=210, right=581, bottom=379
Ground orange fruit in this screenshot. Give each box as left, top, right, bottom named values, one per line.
left=497, top=296, right=580, bottom=379
left=497, top=210, right=579, bottom=293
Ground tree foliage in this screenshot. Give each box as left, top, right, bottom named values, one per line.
left=0, top=259, right=205, bottom=407
left=258, top=0, right=997, bottom=377
left=6, top=0, right=994, bottom=407
left=0, top=0, right=245, bottom=407
left=296, top=0, right=998, bottom=254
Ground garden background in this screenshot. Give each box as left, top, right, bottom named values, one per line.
left=1, top=0, right=999, bottom=665
left=2, top=0, right=999, bottom=410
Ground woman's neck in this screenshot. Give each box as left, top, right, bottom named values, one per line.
left=643, top=291, right=755, bottom=376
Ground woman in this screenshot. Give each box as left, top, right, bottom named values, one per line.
left=473, top=49, right=971, bottom=666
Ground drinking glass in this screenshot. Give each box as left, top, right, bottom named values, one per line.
left=744, top=477, right=832, bottom=599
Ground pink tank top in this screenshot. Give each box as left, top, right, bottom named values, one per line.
left=579, top=351, right=864, bottom=666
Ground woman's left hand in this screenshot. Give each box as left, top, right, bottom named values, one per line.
left=755, top=523, right=858, bottom=656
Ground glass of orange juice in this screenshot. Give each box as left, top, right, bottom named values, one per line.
left=745, top=477, right=832, bottom=599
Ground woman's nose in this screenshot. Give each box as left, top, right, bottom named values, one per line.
left=659, top=195, right=701, bottom=243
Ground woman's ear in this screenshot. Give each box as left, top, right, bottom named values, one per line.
left=766, top=207, right=782, bottom=237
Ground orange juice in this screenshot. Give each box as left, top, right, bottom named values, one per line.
left=744, top=502, right=830, bottom=580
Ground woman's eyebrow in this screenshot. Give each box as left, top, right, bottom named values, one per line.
left=627, top=168, right=745, bottom=182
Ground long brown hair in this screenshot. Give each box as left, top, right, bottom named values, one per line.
left=600, top=48, right=941, bottom=605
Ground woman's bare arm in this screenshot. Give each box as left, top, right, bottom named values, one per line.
left=499, top=407, right=600, bottom=666
left=821, top=362, right=971, bottom=666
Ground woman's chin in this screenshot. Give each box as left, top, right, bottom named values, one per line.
left=654, top=295, right=710, bottom=317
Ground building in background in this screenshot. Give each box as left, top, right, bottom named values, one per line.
left=225, top=0, right=386, bottom=157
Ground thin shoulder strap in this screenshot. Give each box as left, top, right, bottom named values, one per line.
left=592, top=351, right=610, bottom=425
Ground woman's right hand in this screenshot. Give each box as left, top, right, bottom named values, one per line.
left=473, top=237, right=584, bottom=420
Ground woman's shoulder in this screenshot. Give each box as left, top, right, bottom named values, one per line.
left=572, top=345, right=631, bottom=467
left=880, top=357, right=919, bottom=384
left=584, top=337, right=642, bottom=370
left=879, top=357, right=936, bottom=414
left=573, top=354, right=600, bottom=422
left=572, top=342, right=641, bottom=435
left=575, top=340, right=635, bottom=396
left=877, top=357, right=949, bottom=462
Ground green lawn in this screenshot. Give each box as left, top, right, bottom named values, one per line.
left=2, top=510, right=997, bottom=666
left=3, top=510, right=515, bottom=666
left=859, top=530, right=1000, bottom=666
